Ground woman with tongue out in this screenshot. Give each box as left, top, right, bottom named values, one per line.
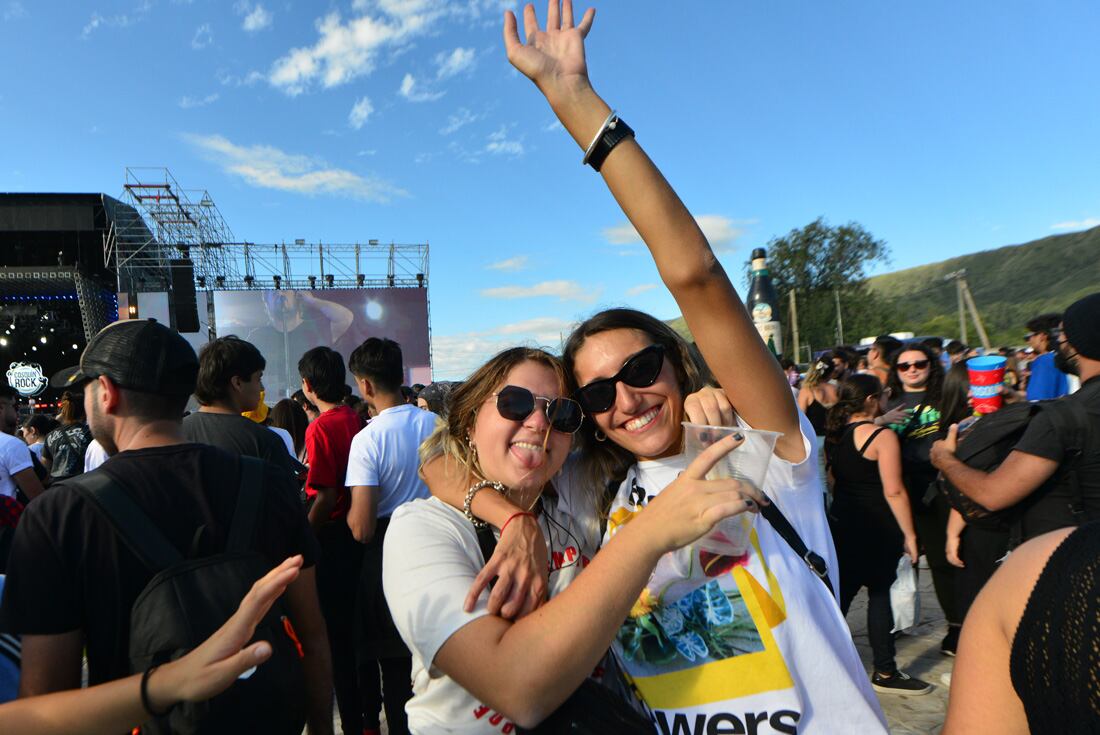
left=382, top=344, right=762, bottom=733
left=425, top=3, right=890, bottom=732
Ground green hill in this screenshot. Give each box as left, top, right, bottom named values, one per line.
left=669, top=225, right=1100, bottom=348
left=865, top=225, right=1100, bottom=345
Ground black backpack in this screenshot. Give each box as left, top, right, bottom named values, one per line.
left=71, top=457, right=307, bottom=735
left=938, top=399, right=1093, bottom=546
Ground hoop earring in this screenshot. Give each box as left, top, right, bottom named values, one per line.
left=594, top=429, right=607, bottom=443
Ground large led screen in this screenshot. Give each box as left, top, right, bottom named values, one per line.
left=213, top=288, right=431, bottom=400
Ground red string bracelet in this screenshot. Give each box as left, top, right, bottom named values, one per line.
left=500, top=511, right=537, bottom=536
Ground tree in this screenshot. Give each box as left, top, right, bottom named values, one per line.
left=751, top=217, right=896, bottom=356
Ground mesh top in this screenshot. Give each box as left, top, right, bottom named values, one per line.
left=1010, top=521, right=1100, bottom=733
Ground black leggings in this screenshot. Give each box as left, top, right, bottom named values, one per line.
left=910, top=491, right=960, bottom=626
left=955, top=525, right=1009, bottom=621
left=316, top=520, right=367, bottom=735
left=831, top=516, right=902, bottom=674
left=360, top=655, right=413, bottom=733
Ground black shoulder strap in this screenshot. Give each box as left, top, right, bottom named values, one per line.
left=858, top=427, right=889, bottom=457
left=227, top=456, right=264, bottom=552
left=70, top=471, right=182, bottom=571
left=758, top=499, right=835, bottom=598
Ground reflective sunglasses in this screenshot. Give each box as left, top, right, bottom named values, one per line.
left=897, top=359, right=930, bottom=372
left=493, top=385, right=583, bottom=434
left=574, top=343, right=666, bottom=414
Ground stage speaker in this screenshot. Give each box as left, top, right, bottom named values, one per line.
left=169, top=259, right=200, bottom=333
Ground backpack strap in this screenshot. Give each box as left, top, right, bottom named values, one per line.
left=226, top=456, right=264, bottom=552
left=758, top=500, right=836, bottom=599
left=70, top=471, right=182, bottom=571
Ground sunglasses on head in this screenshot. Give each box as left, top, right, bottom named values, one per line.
left=493, top=385, right=583, bottom=434
left=574, top=343, right=666, bottom=414
left=897, top=359, right=930, bottom=372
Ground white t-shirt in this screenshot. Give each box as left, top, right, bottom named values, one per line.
left=345, top=404, right=438, bottom=519
left=28, top=442, right=44, bottom=460
left=604, top=413, right=888, bottom=734
left=384, top=485, right=596, bottom=735
left=0, top=433, right=33, bottom=499
left=268, top=426, right=296, bottom=458
left=83, top=439, right=110, bottom=473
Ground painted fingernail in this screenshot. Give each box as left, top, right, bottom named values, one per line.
left=733, top=432, right=744, bottom=441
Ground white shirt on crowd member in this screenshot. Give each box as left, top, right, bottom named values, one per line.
left=345, top=404, right=437, bottom=520
left=27, top=442, right=44, bottom=460
left=268, top=426, right=296, bottom=458
left=83, top=440, right=109, bottom=473
left=0, top=433, right=33, bottom=499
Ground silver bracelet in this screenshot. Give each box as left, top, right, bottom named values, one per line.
left=464, top=480, right=507, bottom=529
left=581, top=109, right=617, bottom=166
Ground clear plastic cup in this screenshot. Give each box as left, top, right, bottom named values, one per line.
left=681, top=422, right=782, bottom=557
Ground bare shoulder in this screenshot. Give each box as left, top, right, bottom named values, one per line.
left=986, top=527, right=1076, bottom=637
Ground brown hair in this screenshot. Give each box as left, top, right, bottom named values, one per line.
left=561, top=308, right=710, bottom=522
left=419, top=347, right=569, bottom=485
left=58, top=390, right=86, bottom=424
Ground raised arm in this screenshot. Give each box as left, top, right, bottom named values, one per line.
left=506, top=1, right=802, bottom=460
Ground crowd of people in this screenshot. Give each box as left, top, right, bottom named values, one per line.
left=0, top=3, right=1097, bottom=734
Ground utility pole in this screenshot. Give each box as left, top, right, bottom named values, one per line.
left=834, top=288, right=845, bottom=345
left=788, top=289, right=801, bottom=364
left=945, top=269, right=968, bottom=345
left=960, top=279, right=991, bottom=351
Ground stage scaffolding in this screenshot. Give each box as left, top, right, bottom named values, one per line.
left=103, top=167, right=430, bottom=292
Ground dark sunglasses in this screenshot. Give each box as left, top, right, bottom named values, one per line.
left=574, top=344, right=666, bottom=414
left=493, top=385, right=583, bottom=434
left=897, top=359, right=930, bottom=372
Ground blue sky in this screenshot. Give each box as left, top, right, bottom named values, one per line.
left=2, top=0, right=1099, bottom=379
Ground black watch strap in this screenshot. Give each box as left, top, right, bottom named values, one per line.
left=586, top=116, right=635, bottom=172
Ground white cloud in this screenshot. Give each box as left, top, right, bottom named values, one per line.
left=348, top=96, right=374, bottom=129
left=626, top=283, right=658, bottom=297
left=485, top=126, right=524, bottom=156
left=399, top=73, right=444, bottom=102
left=543, top=119, right=564, bottom=132
left=480, top=280, right=600, bottom=303
left=241, top=3, right=272, bottom=32
left=81, top=1, right=151, bottom=39
left=1051, top=217, right=1100, bottom=231
left=357, top=149, right=377, bottom=156
left=431, top=316, right=576, bottom=379
left=440, top=107, right=481, bottom=135
left=3, top=2, right=28, bottom=21
left=604, top=214, right=750, bottom=254
left=184, top=133, right=407, bottom=203
left=486, top=256, right=528, bottom=272
left=266, top=3, right=505, bottom=95
left=216, top=68, right=264, bottom=87
left=191, top=23, right=213, bottom=50
left=179, top=93, right=219, bottom=109
left=436, top=46, right=476, bottom=78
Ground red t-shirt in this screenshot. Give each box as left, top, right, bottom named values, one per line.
left=304, top=405, right=363, bottom=520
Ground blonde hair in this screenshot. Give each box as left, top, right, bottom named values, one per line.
left=419, top=347, right=570, bottom=487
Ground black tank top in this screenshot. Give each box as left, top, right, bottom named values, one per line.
left=1010, top=522, right=1100, bottom=734
left=805, top=397, right=828, bottom=436
left=827, top=421, right=895, bottom=527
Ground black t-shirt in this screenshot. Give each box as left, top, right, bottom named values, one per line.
left=1012, top=376, right=1100, bottom=534
left=888, top=390, right=943, bottom=481
left=41, top=423, right=92, bottom=479
left=182, top=411, right=305, bottom=478
left=0, top=443, right=318, bottom=685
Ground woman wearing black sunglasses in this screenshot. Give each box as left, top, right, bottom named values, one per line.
left=382, top=344, right=761, bottom=733
left=422, top=2, right=889, bottom=731
left=884, top=343, right=963, bottom=655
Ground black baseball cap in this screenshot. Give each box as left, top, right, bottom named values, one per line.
left=51, top=319, right=199, bottom=395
